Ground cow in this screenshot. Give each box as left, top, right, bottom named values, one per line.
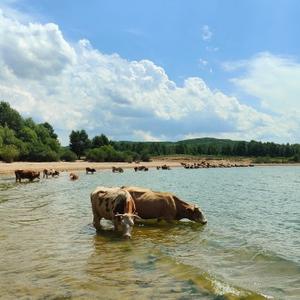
left=52, top=170, right=60, bottom=177
left=69, top=173, right=79, bottom=180
left=161, top=164, right=171, bottom=170
left=134, top=166, right=148, bottom=171
left=112, top=166, right=124, bottom=173
left=43, top=169, right=60, bottom=178
left=43, top=168, right=53, bottom=178
left=15, top=169, right=40, bottom=182
left=122, top=186, right=207, bottom=224
left=86, top=167, right=96, bottom=174
left=90, top=187, right=140, bottom=238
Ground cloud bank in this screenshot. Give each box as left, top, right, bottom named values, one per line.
left=0, top=10, right=298, bottom=144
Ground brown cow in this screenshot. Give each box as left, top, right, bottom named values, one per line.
left=43, top=169, right=59, bottom=178
left=90, top=187, right=140, bottom=238
left=112, top=166, right=124, bottom=173
left=86, top=167, right=96, bottom=174
left=69, top=173, right=79, bottom=180
left=15, top=169, right=40, bottom=182
left=123, top=186, right=207, bottom=224
left=43, top=168, right=52, bottom=178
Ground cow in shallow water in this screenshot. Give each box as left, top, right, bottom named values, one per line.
left=122, top=186, right=207, bottom=224
left=86, top=167, right=96, bottom=174
left=112, top=167, right=124, bottom=173
left=15, top=170, right=40, bottom=182
left=90, top=187, right=140, bottom=238
left=69, top=173, right=79, bottom=180
left=43, top=169, right=59, bottom=178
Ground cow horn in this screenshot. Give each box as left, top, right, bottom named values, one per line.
left=132, top=214, right=142, bottom=220
left=114, top=213, right=124, bottom=217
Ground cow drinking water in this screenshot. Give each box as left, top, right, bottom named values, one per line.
left=90, top=187, right=140, bottom=238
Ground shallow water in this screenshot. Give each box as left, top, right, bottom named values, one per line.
left=0, top=166, right=299, bottom=299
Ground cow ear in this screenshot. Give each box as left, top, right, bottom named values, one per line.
left=187, top=207, right=194, bottom=212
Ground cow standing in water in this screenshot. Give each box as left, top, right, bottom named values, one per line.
left=69, top=173, right=79, bottom=180
left=15, top=170, right=40, bottom=182
left=86, top=167, right=96, bottom=174
left=122, top=186, right=207, bottom=224
left=90, top=187, right=140, bottom=238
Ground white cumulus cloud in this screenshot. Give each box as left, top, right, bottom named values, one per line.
left=0, top=10, right=297, bottom=144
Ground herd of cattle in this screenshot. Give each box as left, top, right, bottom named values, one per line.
left=91, top=186, right=207, bottom=238
left=14, top=160, right=254, bottom=182
left=13, top=166, right=208, bottom=239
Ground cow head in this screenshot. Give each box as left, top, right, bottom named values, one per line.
left=115, top=213, right=141, bottom=238
left=186, top=205, right=207, bottom=224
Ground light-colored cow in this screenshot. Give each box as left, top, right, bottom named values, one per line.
left=90, top=187, right=140, bottom=238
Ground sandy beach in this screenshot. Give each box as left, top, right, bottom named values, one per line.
left=1, top=158, right=299, bottom=176
left=0, top=160, right=183, bottom=175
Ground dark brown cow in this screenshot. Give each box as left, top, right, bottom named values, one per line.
left=161, top=164, right=171, bottom=170
left=90, top=187, right=140, bottom=238
left=112, top=166, right=124, bottom=173
left=86, top=167, right=96, bottom=174
left=15, top=170, right=40, bottom=182
left=123, top=186, right=207, bottom=224
left=52, top=170, right=60, bottom=177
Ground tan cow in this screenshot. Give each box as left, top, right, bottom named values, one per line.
left=90, top=187, right=140, bottom=238
left=69, top=173, right=79, bottom=180
left=122, top=186, right=207, bottom=224
left=15, top=170, right=40, bottom=182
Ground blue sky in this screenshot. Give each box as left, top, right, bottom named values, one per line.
left=1, top=0, right=300, bottom=144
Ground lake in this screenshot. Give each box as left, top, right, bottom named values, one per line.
left=0, top=166, right=299, bottom=299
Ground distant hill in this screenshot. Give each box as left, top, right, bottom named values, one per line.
left=113, top=137, right=300, bottom=160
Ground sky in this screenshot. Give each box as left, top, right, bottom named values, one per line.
left=0, top=0, right=300, bottom=145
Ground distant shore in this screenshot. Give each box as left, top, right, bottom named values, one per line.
left=1, top=159, right=299, bottom=176
left=0, top=160, right=182, bottom=175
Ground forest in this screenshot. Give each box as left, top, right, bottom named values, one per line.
left=1, top=101, right=300, bottom=163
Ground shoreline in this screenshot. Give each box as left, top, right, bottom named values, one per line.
left=0, top=160, right=182, bottom=175
left=1, top=159, right=300, bottom=176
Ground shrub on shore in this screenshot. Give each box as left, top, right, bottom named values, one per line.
left=60, top=149, right=77, bottom=162
left=0, top=145, right=20, bottom=163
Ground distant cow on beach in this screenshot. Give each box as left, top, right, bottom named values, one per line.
left=15, top=170, right=40, bottom=182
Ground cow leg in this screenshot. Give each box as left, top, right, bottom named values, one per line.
left=91, top=202, right=102, bottom=232
left=93, top=214, right=101, bottom=232
left=113, top=218, right=119, bottom=231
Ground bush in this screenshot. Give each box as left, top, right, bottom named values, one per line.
left=0, top=145, right=20, bottom=163
left=86, top=145, right=133, bottom=162
left=141, top=150, right=151, bottom=162
left=28, top=147, right=60, bottom=162
left=60, top=149, right=77, bottom=162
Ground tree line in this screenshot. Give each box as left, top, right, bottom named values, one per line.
left=1, top=101, right=300, bottom=163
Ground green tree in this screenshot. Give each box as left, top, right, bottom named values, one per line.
left=0, top=145, right=20, bottom=163
left=0, top=102, right=23, bottom=132
left=91, top=134, right=109, bottom=148
left=41, top=122, right=58, bottom=139
left=69, top=130, right=90, bottom=159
